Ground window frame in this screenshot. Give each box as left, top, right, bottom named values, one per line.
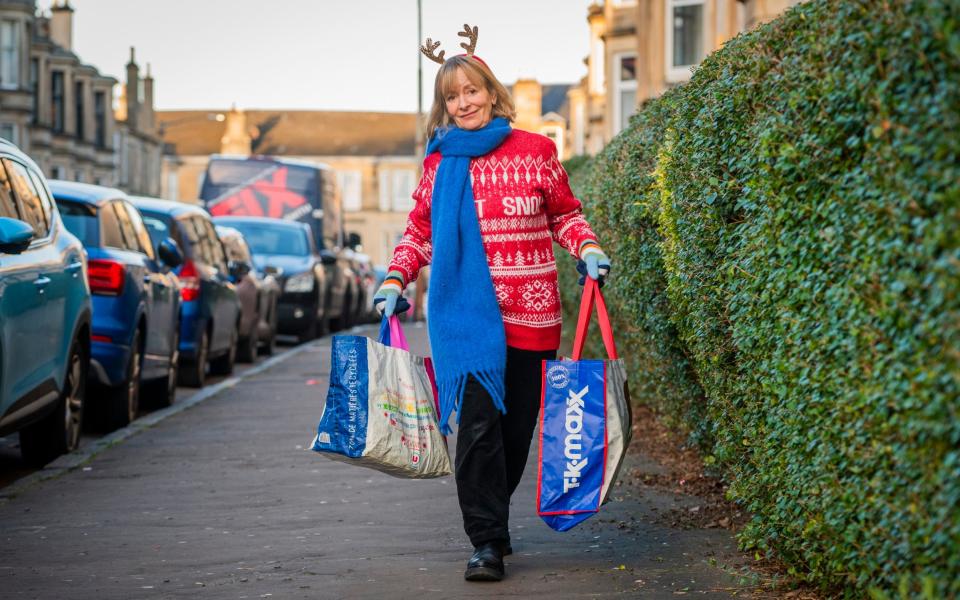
left=51, top=70, right=65, bottom=133
left=336, top=169, right=362, bottom=212
left=391, top=169, right=415, bottom=213
left=0, top=19, right=20, bottom=91
left=612, top=52, right=639, bottom=135
left=3, top=158, right=50, bottom=240
left=0, top=122, right=17, bottom=146
left=665, top=0, right=708, bottom=84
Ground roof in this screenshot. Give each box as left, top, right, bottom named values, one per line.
left=49, top=180, right=127, bottom=206
left=540, top=84, right=572, bottom=118
left=158, top=110, right=418, bottom=157
left=128, top=195, right=210, bottom=219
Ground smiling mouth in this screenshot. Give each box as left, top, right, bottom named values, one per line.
left=459, top=111, right=478, bottom=119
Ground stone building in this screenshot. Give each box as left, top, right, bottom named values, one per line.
left=0, top=0, right=161, bottom=194
left=568, top=0, right=802, bottom=155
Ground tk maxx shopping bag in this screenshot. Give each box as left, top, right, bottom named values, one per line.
left=537, top=277, right=632, bottom=531
left=311, top=315, right=452, bottom=478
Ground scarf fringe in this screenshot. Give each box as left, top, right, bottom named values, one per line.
left=436, top=368, right=506, bottom=435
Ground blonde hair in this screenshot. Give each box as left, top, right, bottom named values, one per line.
left=426, top=55, right=516, bottom=140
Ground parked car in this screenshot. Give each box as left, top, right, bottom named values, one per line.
left=210, top=216, right=328, bottom=343
left=215, top=224, right=280, bottom=360
left=50, top=181, right=183, bottom=426
left=198, top=155, right=357, bottom=331
left=128, top=197, right=241, bottom=388
left=0, top=139, right=91, bottom=466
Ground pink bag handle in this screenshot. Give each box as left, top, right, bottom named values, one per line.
left=571, top=277, right=618, bottom=361
left=387, top=315, right=410, bottom=351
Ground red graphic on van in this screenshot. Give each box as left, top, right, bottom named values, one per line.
left=207, top=166, right=307, bottom=218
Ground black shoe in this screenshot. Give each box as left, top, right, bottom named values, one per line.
left=502, top=541, right=513, bottom=556
left=464, top=542, right=504, bottom=582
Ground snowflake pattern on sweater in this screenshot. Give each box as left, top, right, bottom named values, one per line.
left=388, top=129, right=598, bottom=351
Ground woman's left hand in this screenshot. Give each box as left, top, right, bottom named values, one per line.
left=577, top=246, right=611, bottom=287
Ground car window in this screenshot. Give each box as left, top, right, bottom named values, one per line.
left=111, top=201, right=141, bottom=253
left=141, top=213, right=171, bottom=253
left=203, top=219, right=228, bottom=273
left=99, top=200, right=125, bottom=250
left=227, top=221, right=310, bottom=256
left=57, top=200, right=99, bottom=246
left=123, top=202, right=155, bottom=260
left=0, top=161, right=18, bottom=220
left=3, top=159, right=49, bottom=238
left=27, top=170, right=54, bottom=231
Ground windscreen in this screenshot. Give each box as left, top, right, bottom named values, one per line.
left=200, top=158, right=319, bottom=222
left=224, top=221, right=309, bottom=257
left=56, top=200, right=98, bottom=246
left=140, top=213, right=173, bottom=253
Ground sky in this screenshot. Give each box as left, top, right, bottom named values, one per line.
left=40, top=0, right=597, bottom=112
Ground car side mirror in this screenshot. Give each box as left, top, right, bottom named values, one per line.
left=0, top=217, right=35, bottom=254
left=157, top=237, right=183, bottom=269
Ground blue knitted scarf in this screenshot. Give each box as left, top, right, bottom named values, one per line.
left=427, top=117, right=512, bottom=435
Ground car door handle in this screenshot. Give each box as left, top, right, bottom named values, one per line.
left=34, top=276, right=51, bottom=291
left=66, top=261, right=83, bottom=278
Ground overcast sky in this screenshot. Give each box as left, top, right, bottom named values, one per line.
left=39, top=0, right=596, bottom=112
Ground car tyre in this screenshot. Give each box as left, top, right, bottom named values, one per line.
left=210, top=325, right=238, bottom=375
left=178, top=329, right=208, bottom=388
left=20, top=336, right=86, bottom=467
left=237, top=326, right=257, bottom=363
left=108, top=328, right=142, bottom=429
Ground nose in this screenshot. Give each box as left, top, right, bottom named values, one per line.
left=458, top=95, right=469, bottom=111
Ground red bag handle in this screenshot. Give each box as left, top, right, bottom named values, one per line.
left=571, top=277, right=618, bottom=361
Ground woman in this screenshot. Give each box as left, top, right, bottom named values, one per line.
left=374, top=31, right=610, bottom=582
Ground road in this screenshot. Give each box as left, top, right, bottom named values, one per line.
left=0, top=324, right=761, bottom=599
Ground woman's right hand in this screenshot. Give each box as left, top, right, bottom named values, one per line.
left=373, top=270, right=410, bottom=317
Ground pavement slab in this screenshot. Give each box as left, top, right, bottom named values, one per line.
left=0, top=323, right=760, bottom=599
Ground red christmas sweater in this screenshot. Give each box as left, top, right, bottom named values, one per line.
left=387, top=129, right=599, bottom=351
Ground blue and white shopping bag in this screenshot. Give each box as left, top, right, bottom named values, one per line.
left=311, top=316, right=452, bottom=478
left=537, top=278, right=632, bottom=531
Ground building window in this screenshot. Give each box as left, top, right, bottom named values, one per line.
left=75, top=81, right=85, bottom=141
left=51, top=165, right=66, bottom=180
left=337, top=170, right=362, bottom=212
left=540, top=125, right=565, bottom=160
left=613, top=53, right=638, bottom=135
left=666, top=0, right=706, bottom=82
left=0, top=122, right=17, bottom=145
left=94, top=91, right=106, bottom=147
left=391, top=169, right=415, bottom=212
left=51, top=71, right=65, bottom=133
left=378, top=168, right=415, bottom=212
left=0, top=19, right=19, bottom=90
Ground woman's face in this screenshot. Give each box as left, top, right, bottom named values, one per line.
left=444, top=68, right=496, bottom=131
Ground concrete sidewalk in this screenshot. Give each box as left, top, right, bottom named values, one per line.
left=0, top=324, right=754, bottom=599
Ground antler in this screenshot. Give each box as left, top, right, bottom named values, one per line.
left=458, top=24, right=478, bottom=56
left=420, top=38, right=445, bottom=64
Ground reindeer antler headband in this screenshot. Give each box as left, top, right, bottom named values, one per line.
left=420, top=24, right=479, bottom=65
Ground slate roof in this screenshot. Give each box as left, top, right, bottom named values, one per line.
left=157, top=110, right=418, bottom=157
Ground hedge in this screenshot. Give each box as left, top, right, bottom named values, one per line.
left=561, top=0, right=959, bottom=595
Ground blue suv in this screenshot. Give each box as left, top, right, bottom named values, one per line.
left=51, top=181, right=184, bottom=427
left=0, top=139, right=91, bottom=466
left=129, top=197, right=241, bottom=388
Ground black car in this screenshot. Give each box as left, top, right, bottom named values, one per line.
left=212, top=216, right=329, bottom=343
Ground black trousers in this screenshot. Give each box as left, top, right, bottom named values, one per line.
left=455, top=346, right=557, bottom=547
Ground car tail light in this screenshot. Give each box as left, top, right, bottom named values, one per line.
left=91, top=334, right=112, bottom=343
left=88, top=259, right=125, bottom=296
left=179, top=258, right=200, bottom=302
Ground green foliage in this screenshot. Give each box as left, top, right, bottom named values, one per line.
left=567, top=0, right=960, bottom=595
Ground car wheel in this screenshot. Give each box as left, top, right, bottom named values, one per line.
left=20, top=336, right=86, bottom=467
left=237, top=326, right=257, bottom=363
left=178, top=329, right=208, bottom=388
left=147, top=324, right=179, bottom=408
left=210, top=325, right=238, bottom=375
left=108, top=329, right=142, bottom=429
